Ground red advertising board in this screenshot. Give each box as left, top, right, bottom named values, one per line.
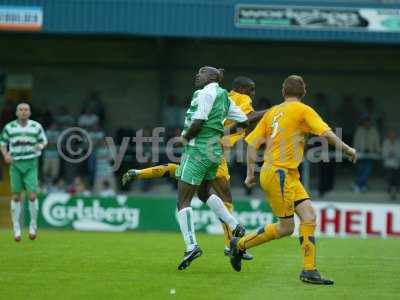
left=296, top=202, right=400, bottom=238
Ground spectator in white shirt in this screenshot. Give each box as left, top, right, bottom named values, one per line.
left=382, top=130, right=400, bottom=200
left=353, top=115, right=381, bottom=192
left=99, top=180, right=116, bottom=197
left=78, top=106, right=99, bottom=129
left=94, top=138, right=116, bottom=193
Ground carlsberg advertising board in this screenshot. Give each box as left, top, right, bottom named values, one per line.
left=25, top=194, right=400, bottom=238
left=28, top=193, right=274, bottom=233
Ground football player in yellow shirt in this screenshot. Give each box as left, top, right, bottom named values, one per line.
left=229, top=75, right=357, bottom=285
left=122, top=76, right=268, bottom=259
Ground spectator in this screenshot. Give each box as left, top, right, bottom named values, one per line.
left=48, top=178, right=67, bottom=194
left=362, top=96, right=384, bottom=135
left=68, top=176, right=91, bottom=196
left=85, top=91, right=106, bottom=125
left=87, top=125, right=106, bottom=185
left=42, top=123, right=61, bottom=185
left=313, top=93, right=332, bottom=122
left=0, top=98, right=16, bottom=127
left=57, top=127, right=88, bottom=183
left=77, top=106, right=99, bottom=129
left=178, top=96, right=189, bottom=125
left=35, top=106, right=53, bottom=129
left=382, top=130, right=400, bottom=200
left=98, top=180, right=116, bottom=197
left=313, top=93, right=335, bottom=197
left=335, top=95, right=358, bottom=145
left=315, top=143, right=336, bottom=198
left=163, top=94, right=185, bottom=129
left=54, top=105, right=75, bottom=128
left=255, top=97, right=272, bottom=111
left=353, top=115, right=381, bottom=192
left=93, top=138, right=117, bottom=193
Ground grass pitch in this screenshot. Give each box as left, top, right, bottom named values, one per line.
left=0, top=229, right=399, bottom=300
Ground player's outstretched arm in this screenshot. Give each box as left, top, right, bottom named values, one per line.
left=247, top=109, right=268, bottom=125
left=223, top=119, right=249, bottom=136
left=244, top=144, right=258, bottom=188
left=322, top=130, right=357, bottom=163
left=245, top=109, right=269, bottom=133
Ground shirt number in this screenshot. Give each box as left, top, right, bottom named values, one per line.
left=271, top=113, right=283, bottom=139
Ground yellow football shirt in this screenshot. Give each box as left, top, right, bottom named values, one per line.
left=245, top=100, right=330, bottom=169
left=224, top=90, right=255, bottom=147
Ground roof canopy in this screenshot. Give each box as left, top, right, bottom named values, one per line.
left=1, top=0, right=400, bottom=43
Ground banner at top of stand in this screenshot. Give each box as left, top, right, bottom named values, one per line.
left=0, top=6, right=43, bottom=32
left=235, top=5, right=400, bottom=32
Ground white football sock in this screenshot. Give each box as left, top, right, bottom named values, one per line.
left=29, top=199, right=39, bottom=230
left=206, top=194, right=239, bottom=229
left=177, top=207, right=197, bottom=252
left=10, top=200, right=21, bottom=234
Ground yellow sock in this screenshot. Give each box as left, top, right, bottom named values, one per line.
left=137, top=163, right=178, bottom=179
left=221, top=202, right=233, bottom=248
left=299, top=222, right=316, bottom=271
left=238, top=223, right=279, bottom=250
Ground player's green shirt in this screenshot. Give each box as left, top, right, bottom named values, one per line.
left=181, top=82, right=247, bottom=160
left=0, top=119, right=48, bottom=161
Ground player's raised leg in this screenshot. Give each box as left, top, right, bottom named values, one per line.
left=230, top=218, right=292, bottom=271
left=122, top=163, right=178, bottom=186
left=295, top=199, right=334, bottom=285
left=230, top=164, right=296, bottom=271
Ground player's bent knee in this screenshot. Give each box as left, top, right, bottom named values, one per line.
left=304, top=214, right=316, bottom=224
left=281, top=226, right=295, bottom=237
left=301, top=209, right=316, bottom=224
left=295, top=200, right=316, bottom=223
left=28, top=193, right=37, bottom=201
left=277, top=219, right=295, bottom=237
left=12, top=194, right=22, bottom=202
left=220, top=189, right=232, bottom=204
left=177, top=196, right=192, bottom=210
left=211, top=179, right=232, bottom=204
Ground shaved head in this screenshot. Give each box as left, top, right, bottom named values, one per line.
left=194, top=66, right=224, bottom=88
left=16, top=102, right=31, bottom=121
left=16, top=103, right=30, bottom=111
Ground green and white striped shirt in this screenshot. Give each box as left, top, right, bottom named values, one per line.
left=0, top=119, right=48, bottom=161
